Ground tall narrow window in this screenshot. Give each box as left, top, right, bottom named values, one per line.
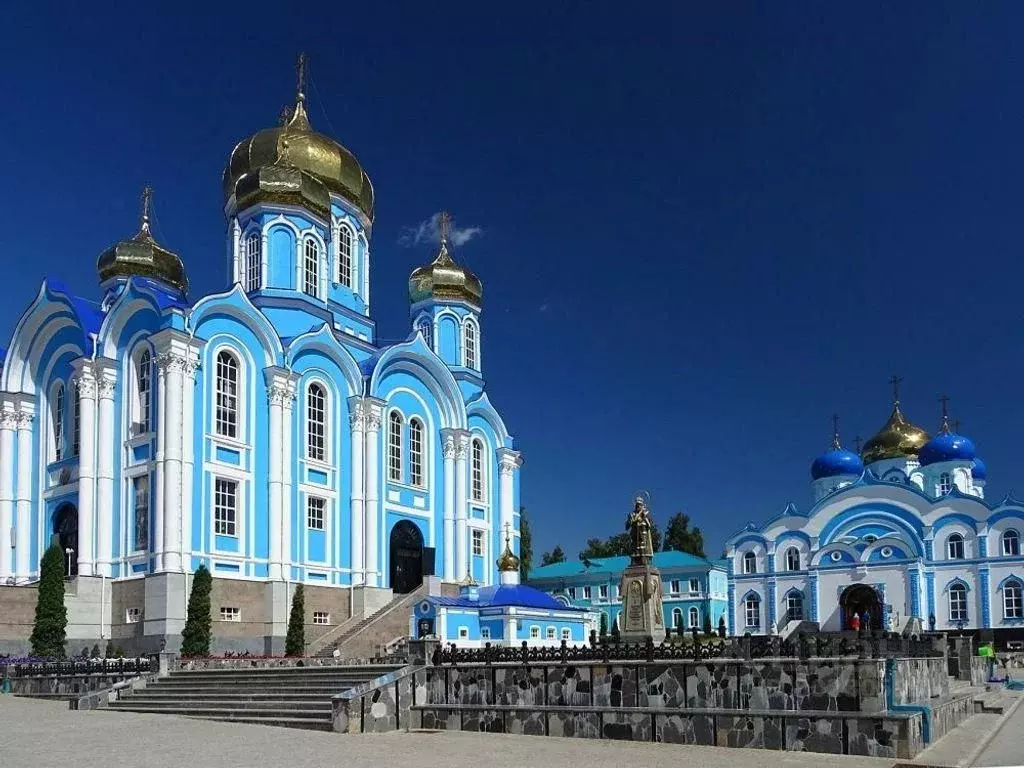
left=472, top=529, right=484, bottom=556
left=388, top=411, right=403, bottom=482
left=688, top=607, right=700, bottom=628
left=409, top=417, right=424, bottom=487
left=464, top=320, right=478, bottom=370
left=337, top=225, right=353, bottom=288
left=307, top=496, right=325, bottom=531
left=671, top=607, right=682, bottom=628
left=785, top=547, right=800, bottom=571
left=1003, top=530, right=1020, bottom=556
left=742, top=551, right=757, bottom=574
left=939, top=472, right=952, bottom=494
left=304, top=238, right=320, bottom=297
left=948, top=583, right=968, bottom=622
left=133, top=475, right=149, bottom=551
left=214, top=478, right=237, bottom=536
left=417, top=319, right=433, bottom=351
left=136, top=350, right=152, bottom=434
left=947, top=533, right=965, bottom=560
left=52, top=383, right=65, bottom=462
left=72, top=380, right=81, bottom=457
left=1005, top=581, right=1023, bottom=619
left=471, top=438, right=484, bottom=501
left=214, top=351, right=239, bottom=439
left=744, top=595, right=761, bottom=628
left=787, top=592, right=804, bottom=621
left=306, top=383, right=326, bottom=461
left=245, top=232, right=261, bottom=292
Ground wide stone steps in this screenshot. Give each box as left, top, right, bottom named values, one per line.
left=104, top=707, right=334, bottom=731
left=109, top=698, right=333, bottom=711
left=120, top=688, right=348, bottom=699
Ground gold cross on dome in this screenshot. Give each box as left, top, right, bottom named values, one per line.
left=296, top=52, right=308, bottom=103
left=889, top=375, right=903, bottom=406
left=140, top=186, right=152, bottom=232
left=438, top=211, right=452, bottom=244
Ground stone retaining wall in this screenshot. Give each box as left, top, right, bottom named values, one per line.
left=891, top=658, right=949, bottom=704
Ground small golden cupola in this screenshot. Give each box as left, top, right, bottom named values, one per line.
left=496, top=526, right=521, bottom=585
left=96, top=187, right=188, bottom=295
left=861, top=377, right=930, bottom=465
left=408, top=212, right=483, bottom=308
left=221, top=54, right=374, bottom=222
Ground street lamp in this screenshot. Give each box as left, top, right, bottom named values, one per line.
left=64, top=547, right=74, bottom=579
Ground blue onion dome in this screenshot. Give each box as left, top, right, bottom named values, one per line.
left=811, top=419, right=864, bottom=480
left=972, top=456, right=987, bottom=481
left=918, top=407, right=976, bottom=466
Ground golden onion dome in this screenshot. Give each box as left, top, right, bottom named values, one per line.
left=222, top=58, right=373, bottom=221
left=408, top=213, right=483, bottom=307
left=861, top=403, right=930, bottom=465
left=496, top=534, right=521, bottom=573
left=97, top=187, right=188, bottom=294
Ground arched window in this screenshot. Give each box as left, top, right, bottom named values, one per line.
left=214, top=351, right=239, bottom=438
left=786, top=591, right=804, bottom=621
left=72, top=380, right=81, bottom=457
left=244, top=232, right=261, bottom=292
left=306, top=383, right=326, bottom=461
left=688, top=606, right=700, bottom=628
left=744, top=594, right=761, bottom=628
left=671, top=607, right=682, bottom=628
left=948, top=582, right=968, bottom=622
left=742, top=551, right=757, bottom=574
left=303, top=238, right=320, bottom=297
left=417, top=319, right=433, bottom=351
left=337, top=225, right=353, bottom=288
left=52, top=383, right=65, bottom=462
left=135, top=350, right=152, bottom=434
left=464, top=320, right=478, bottom=370
left=1005, top=580, right=1023, bottom=619
left=785, top=547, right=800, bottom=571
left=388, top=411, right=403, bottom=482
left=947, top=533, right=965, bottom=560
left=1003, top=530, right=1020, bottom=557
left=409, top=417, right=425, bottom=487
left=471, top=438, right=485, bottom=501
left=939, top=472, right=952, bottom=494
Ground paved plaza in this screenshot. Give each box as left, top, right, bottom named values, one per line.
left=1, top=693, right=1022, bottom=768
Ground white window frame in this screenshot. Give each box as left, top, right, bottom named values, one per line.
left=939, top=472, right=953, bottom=494
left=126, top=607, right=142, bottom=623
left=669, top=580, right=681, bottom=595
left=599, top=584, right=608, bottom=600
left=472, top=529, right=484, bottom=557
left=671, top=607, right=682, bottom=627
left=471, top=437, right=485, bottom=501
left=71, top=379, right=81, bottom=457
left=1004, top=581, right=1023, bottom=619
left=947, top=533, right=965, bottom=560
left=688, top=607, right=699, bottom=628
left=689, top=578, right=700, bottom=595
left=409, top=417, right=425, bottom=487
left=529, top=625, right=540, bottom=639
left=214, top=477, right=238, bottom=537
left=785, top=547, right=800, bottom=571
left=457, top=626, right=469, bottom=639
left=1003, top=530, right=1020, bottom=557
left=417, top=318, right=433, bottom=351
left=303, top=237, right=320, bottom=297
left=744, top=596, right=761, bottom=628
left=307, top=496, right=325, bottom=531
left=545, top=626, right=556, bottom=639
left=743, top=551, right=757, bottom=574
left=388, top=411, right=403, bottom=482
left=567, top=587, right=576, bottom=600
left=787, top=592, right=804, bottom=621
left=132, top=348, right=152, bottom=436
left=560, top=628, right=571, bottom=642
left=949, top=583, right=968, bottom=622
left=582, top=586, right=592, bottom=600
left=214, top=350, right=240, bottom=439
left=219, top=606, right=241, bottom=622
left=51, top=382, right=65, bottom=462
left=306, top=382, right=328, bottom=462
left=337, top=224, right=354, bottom=288
left=480, top=626, right=491, bottom=640
left=312, top=611, right=330, bottom=625
left=464, top=318, right=479, bottom=370
left=244, top=231, right=261, bottom=292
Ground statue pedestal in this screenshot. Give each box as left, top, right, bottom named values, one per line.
left=619, top=562, right=664, bottom=644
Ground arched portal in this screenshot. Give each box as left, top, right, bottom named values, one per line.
left=52, top=503, right=78, bottom=577
left=389, top=520, right=424, bottom=594
left=840, top=584, right=882, bottom=630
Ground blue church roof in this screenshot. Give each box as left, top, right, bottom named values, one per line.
left=430, top=583, right=585, bottom=611
left=972, top=456, right=987, bottom=481
left=919, top=431, right=976, bottom=466
left=810, top=447, right=864, bottom=480
left=528, top=550, right=715, bottom=581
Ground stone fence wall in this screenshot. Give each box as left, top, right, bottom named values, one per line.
left=891, top=657, right=950, bottom=705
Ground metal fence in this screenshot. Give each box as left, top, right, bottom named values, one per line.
left=433, top=629, right=943, bottom=666
left=6, top=657, right=151, bottom=678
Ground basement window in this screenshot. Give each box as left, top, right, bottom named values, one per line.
left=312, top=611, right=330, bottom=625
left=126, top=607, right=142, bottom=623
left=219, top=606, right=241, bottom=622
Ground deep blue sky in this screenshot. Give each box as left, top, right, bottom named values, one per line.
left=3, top=3, right=1023, bottom=560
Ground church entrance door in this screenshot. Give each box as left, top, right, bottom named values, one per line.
left=389, top=520, right=424, bottom=594
left=52, top=503, right=78, bottom=577
left=840, top=584, right=882, bottom=630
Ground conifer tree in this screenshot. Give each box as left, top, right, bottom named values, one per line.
left=30, top=543, right=67, bottom=658
left=285, top=584, right=305, bottom=657
left=599, top=612, right=608, bottom=636
left=180, top=565, right=212, bottom=657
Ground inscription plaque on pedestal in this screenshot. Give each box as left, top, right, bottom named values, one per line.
left=618, top=497, right=665, bottom=644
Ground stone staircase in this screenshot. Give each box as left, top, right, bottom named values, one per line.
left=106, top=664, right=400, bottom=730
left=310, top=585, right=427, bottom=658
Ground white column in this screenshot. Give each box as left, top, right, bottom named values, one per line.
left=159, top=352, right=184, bottom=573
left=94, top=362, right=117, bottom=577
left=348, top=397, right=365, bottom=586
left=153, top=357, right=166, bottom=571
left=75, top=365, right=98, bottom=577
left=454, top=430, right=470, bottom=580
left=0, top=406, right=16, bottom=581
left=264, top=367, right=292, bottom=581
left=497, top=449, right=520, bottom=544
left=363, top=400, right=383, bottom=588
left=360, top=235, right=371, bottom=312
left=281, top=378, right=297, bottom=575
left=14, top=407, right=34, bottom=582
left=442, top=430, right=455, bottom=581
left=231, top=218, right=241, bottom=284
left=179, top=349, right=200, bottom=570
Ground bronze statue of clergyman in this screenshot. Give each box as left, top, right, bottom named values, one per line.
left=626, top=495, right=655, bottom=563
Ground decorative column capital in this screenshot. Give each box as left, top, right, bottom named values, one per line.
left=347, top=397, right=367, bottom=431
left=363, top=398, right=385, bottom=432
left=0, top=410, right=19, bottom=431
left=151, top=329, right=204, bottom=380
left=263, top=366, right=298, bottom=408
left=455, top=431, right=471, bottom=460
left=442, top=431, right=457, bottom=460
left=497, top=448, right=522, bottom=476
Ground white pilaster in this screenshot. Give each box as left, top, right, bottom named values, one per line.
left=153, top=355, right=166, bottom=572
left=360, top=234, right=370, bottom=313
left=281, top=376, right=297, bottom=574
left=264, top=367, right=295, bottom=581
left=14, top=405, right=34, bottom=582
left=454, top=430, right=470, bottom=580
left=260, top=231, right=269, bottom=288
left=179, top=346, right=201, bottom=570
left=363, top=399, right=383, bottom=588
left=441, top=430, right=456, bottom=581
left=231, top=217, right=241, bottom=285
left=0, top=404, right=16, bottom=581
left=94, top=360, right=117, bottom=577
left=348, top=396, right=366, bottom=586
left=497, top=448, right=521, bottom=550
left=73, top=361, right=98, bottom=577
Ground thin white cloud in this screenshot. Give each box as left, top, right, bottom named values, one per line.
left=398, top=212, right=483, bottom=248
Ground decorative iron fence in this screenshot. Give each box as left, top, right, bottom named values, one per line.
left=432, top=629, right=943, bottom=666
left=7, top=657, right=151, bottom=678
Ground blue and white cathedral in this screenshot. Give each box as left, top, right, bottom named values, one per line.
left=0, top=59, right=521, bottom=653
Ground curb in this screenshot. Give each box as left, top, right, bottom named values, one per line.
left=959, top=692, right=1024, bottom=767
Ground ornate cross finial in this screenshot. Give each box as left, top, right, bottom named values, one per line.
left=939, top=394, right=951, bottom=433
left=831, top=413, right=841, bottom=450
left=503, top=521, right=512, bottom=546
left=438, top=211, right=451, bottom=245
left=140, top=186, right=152, bottom=233
left=296, top=52, right=308, bottom=105
left=889, top=375, right=903, bottom=407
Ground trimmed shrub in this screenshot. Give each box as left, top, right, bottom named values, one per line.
left=180, top=565, right=212, bottom=656
left=285, top=584, right=305, bottom=657
left=30, top=543, right=67, bottom=658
